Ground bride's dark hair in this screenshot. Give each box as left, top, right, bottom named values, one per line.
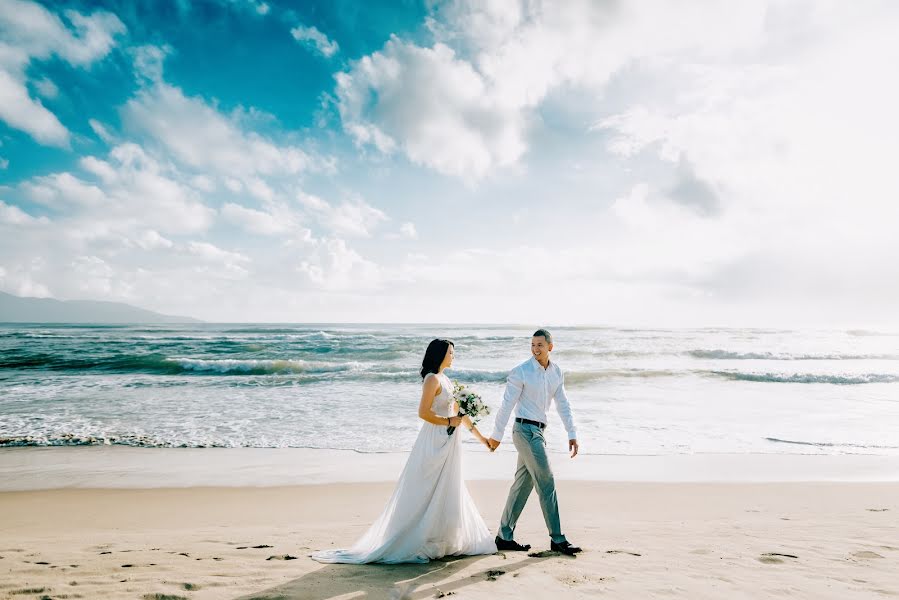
left=420, top=338, right=454, bottom=379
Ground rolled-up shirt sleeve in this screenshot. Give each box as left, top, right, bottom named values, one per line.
left=553, top=371, right=577, bottom=440
left=490, top=367, right=524, bottom=442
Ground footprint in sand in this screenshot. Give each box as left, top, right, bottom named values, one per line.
left=606, top=550, right=642, bottom=557
left=866, top=508, right=889, bottom=512
left=758, top=553, right=798, bottom=564
left=556, top=573, right=606, bottom=586
left=852, top=551, right=884, bottom=559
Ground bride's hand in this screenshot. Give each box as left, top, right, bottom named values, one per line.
left=448, top=416, right=463, bottom=427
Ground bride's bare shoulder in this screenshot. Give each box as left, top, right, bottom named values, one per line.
left=422, top=372, right=442, bottom=393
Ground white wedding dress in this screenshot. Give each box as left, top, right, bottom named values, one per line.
left=311, top=372, right=497, bottom=564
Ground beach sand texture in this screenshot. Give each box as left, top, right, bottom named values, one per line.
left=2, top=481, right=897, bottom=599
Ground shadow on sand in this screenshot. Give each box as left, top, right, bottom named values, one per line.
left=236, top=553, right=549, bottom=600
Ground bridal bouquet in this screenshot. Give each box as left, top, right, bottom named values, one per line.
left=447, top=380, right=490, bottom=435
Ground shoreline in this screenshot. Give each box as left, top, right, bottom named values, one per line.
left=3, top=446, right=899, bottom=491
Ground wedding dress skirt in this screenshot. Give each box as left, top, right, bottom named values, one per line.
left=311, top=373, right=496, bottom=564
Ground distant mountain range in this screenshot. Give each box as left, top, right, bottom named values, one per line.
left=0, top=291, right=201, bottom=323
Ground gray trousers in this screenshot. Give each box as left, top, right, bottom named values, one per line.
left=498, top=422, right=566, bottom=544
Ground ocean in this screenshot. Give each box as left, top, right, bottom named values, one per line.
left=1, top=324, right=897, bottom=456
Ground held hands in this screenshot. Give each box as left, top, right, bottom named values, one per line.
left=487, top=438, right=500, bottom=452
left=569, top=438, right=579, bottom=458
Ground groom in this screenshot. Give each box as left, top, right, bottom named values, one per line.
left=487, top=329, right=582, bottom=556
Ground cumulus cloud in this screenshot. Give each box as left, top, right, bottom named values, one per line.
left=296, top=192, right=387, bottom=237
left=0, top=199, right=49, bottom=225
left=290, top=24, right=339, bottom=58
left=399, top=222, right=417, bottom=239
left=24, top=143, right=216, bottom=234
left=222, top=202, right=297, bottom=235
left=33, top=76, right=58, bottom=98
left=334, top=1, right=772, bottom=180
left=134, top=229, right=173, bottom=250
left=0, top=261, right=51, bottom=298
left=336, top=37, right=527, bottom=180
left=185, top=241, right=249, bottom=264
left=0, top=0, right=125, bottom=145
left=123, top=82, right=318, bottom=179
left=298, top=237, right=381, bottom=291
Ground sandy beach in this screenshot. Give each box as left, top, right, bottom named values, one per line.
left=2, top=468, right=898, bottom=599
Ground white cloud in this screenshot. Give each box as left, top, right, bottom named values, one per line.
left=385, top=221, right=419, bottom=240
left=0, top=261, right=51, bottom=298
left=0, top=69, right=70, bottom=146
left=33, top=76, right=57, bottom=98
left=222, top=202, right=295, bottom=236
left=88, top=118, right=116, bottom=144
left=298, top=237, right=381, bottom=291
left=184, top=241, right=250, bottom=280
left=224, top=177, right=243, bottom=193
left=297, top=192, right=387, bottom=237
left=24, top=143, right=216, bottom=234
left=290, top=24, right=339, bottom=58
left=134, top=229, right=173, bottom=250
left=123, top=80, right=329, bottom=179
left=0, top=199, right=49, bottom=225
left=185, top=241, right=249, bottom=264
left=399, top=222, right=417, bottom=239
left=334, top=1, right=776, bottom=181
left=336, top=36, right=526, bottom=180
left=0, top=0, right=125, bottom=146
left=190, top=175, right=215, bottom=193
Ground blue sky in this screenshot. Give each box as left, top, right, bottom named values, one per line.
left=2, top=0, right=899, bottom=326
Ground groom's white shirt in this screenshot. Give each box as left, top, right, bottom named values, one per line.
left=490, top=356, right=577, bottom=443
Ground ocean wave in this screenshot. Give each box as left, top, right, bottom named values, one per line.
left=0, top=353, right=377, bottom=377
left=444, top=369, right=509, bottom=383
left=709, top=371, right=899, bottom=385
left=847, top=329, right=899, bottom=337
left=565, top=369, right=681, bottom=385
left=168, top=357, right=365, bottom=375
left=0, top=434, right=236, bottom=448
left=765, top=437, right=899, bottom=450
left=689, top=349, right=899, bottom=361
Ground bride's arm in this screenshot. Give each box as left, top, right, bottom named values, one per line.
left=418, top=376, right=462, bottom=426
left=461, top=414, right=487, bottom=442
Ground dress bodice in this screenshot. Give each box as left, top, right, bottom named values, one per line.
left=429, top=372, right=455, bottom=417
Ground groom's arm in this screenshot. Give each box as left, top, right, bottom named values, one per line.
left=554, top=373, right=579, bottom=457
left=489, top=367, right=525, bottom=446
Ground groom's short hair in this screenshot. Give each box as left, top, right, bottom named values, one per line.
left=533, top=328, right=553, bottom=344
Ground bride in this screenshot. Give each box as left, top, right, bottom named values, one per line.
left=310, top=338, right=498, bottom=564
